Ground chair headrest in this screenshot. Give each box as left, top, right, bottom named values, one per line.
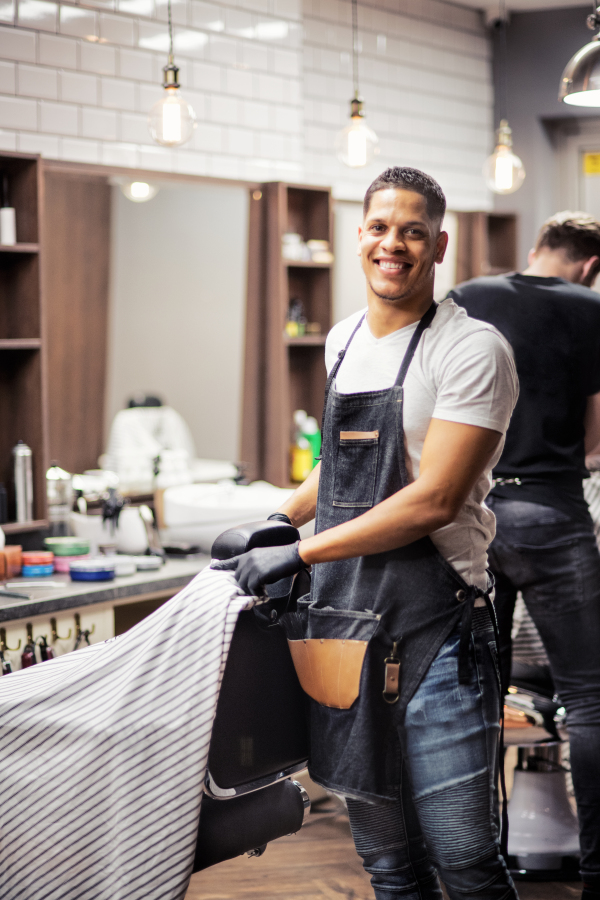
left=211, top=520, right=300, bottom=561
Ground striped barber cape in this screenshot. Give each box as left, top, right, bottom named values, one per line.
left=0, top=566, right=256, bottom=900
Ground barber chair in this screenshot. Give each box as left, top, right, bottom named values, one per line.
left=193, top=520, right=311, bottom=872
left=504, top=659, right=580, bottom=880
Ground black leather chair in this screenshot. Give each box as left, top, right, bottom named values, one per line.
left=193, top=520, right=311, bottom=872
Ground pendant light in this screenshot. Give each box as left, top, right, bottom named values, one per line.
left=483, top=4, right=525, bottom=194
left=335, top=0, right=378, bottom=168
left=148, top=0, right=197, bottom=147
left=559, top=3, right=600, bottom=107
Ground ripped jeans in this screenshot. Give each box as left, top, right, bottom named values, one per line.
left=346, top=608, right=518, bottom=900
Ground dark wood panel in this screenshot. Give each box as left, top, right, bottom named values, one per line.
left=240, top=189, right=267, bottom=483
left=0, top=349, right=45, bottom=521
left=42, top=169, right=111, bottom=474
left=454, top=211, right=517, bottom=283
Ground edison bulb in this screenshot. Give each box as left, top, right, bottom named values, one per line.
left=335, top=97, right=379, bottom=168
left=148, top=87, right=197, bottom=147
left=483, top=120, right=525, bottom=195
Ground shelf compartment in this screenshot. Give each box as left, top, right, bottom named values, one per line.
left=0, top=244, right=39, bottom=254
left=285, top=335, right=326, bottom=346
left=287, top=266, right=332, bottom=336
left=0, top=153, right=40, bottom=245
left=0, top=253, right=41, bottom=339
left=2, top=519, right=47, bottom=535
left=284, top=260, right=332, bottom=269
left=288, top=344, right=328, bottom=427
left=286, top=186, right=331, bottom=244
left=0, top=339, right=41, bottom=349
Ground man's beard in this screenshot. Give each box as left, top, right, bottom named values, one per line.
left=366, top=259, right=435, bottom=304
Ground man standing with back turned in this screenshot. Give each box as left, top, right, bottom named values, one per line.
left=451, top=213, right=600, bottom=900
left=214, top=167, right=520, bottom=899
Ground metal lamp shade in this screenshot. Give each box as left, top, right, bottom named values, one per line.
left=560, top=36, right=600, bottom=106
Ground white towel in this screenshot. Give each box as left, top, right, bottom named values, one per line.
left=0, top=567, right=255, bottom=900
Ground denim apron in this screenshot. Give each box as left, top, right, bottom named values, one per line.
left=282, top=303, right=493, bottom=805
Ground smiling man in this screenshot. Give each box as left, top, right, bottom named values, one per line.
left=213, top=168, right=519, bottom=900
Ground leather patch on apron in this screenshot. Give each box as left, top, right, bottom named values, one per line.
left=287, top=638, right=368, bottom=709
left=340, top=431, right=379, bottom=440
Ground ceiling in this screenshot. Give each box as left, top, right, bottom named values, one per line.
left=456, top=0, right=591, bottom=11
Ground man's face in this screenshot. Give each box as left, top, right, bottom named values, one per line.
left=358, top=188, right=447, bottom=305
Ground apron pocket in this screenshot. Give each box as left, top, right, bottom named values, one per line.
left=288, top=638, right=368, bottom=709
left=281, top=605, right=381, bottom=709
left=332, top=432, right=379, bottom=508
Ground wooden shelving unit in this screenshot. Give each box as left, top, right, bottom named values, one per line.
left=0, top=151, right=48, bottom=533
left=241, top=182, right=333, bottom=487
left=455, top=212, right=518, bottom=283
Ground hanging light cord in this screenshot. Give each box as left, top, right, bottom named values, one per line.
left=498, top=0, right=509, bottom=123
left=352, top=0, right=360, bottom=99
left=168, top=0, right=174, bottom=64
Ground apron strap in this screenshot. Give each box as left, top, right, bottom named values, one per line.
left=394, top=302, right=437, bottom=387
left=458, top=577, right=509, bottom=859
left=317, top=314, right=366, bottom=455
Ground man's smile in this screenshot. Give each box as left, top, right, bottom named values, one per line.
left=375, top=258, right=412, bottom=271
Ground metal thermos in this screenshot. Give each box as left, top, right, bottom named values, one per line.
left=12, top=440, right=33, bottom=523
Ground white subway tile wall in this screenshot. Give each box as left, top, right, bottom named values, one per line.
left=0, top=0, right=491, bottom=205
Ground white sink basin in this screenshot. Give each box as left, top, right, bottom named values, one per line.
left=161, top=481, right=314, bottom=552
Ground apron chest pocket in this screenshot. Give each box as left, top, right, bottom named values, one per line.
left=333, top=431, right=379, bottom=508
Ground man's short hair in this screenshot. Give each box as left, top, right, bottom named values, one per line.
left=535, top=211, right=600, bottom=261
left=363, top=167, right=446, bottom=223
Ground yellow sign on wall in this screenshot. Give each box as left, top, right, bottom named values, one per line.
left=584, top=152, right=600, bottom=175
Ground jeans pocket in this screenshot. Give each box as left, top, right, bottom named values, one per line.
left=332, top=433, right=379, bottom=508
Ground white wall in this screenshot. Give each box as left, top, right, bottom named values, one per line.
left=0, top=0, right=493, bottom=203
left=106, top=181, right=248, bottom=461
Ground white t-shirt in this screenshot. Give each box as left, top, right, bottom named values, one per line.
left=325, top=298, right=519, bottom=589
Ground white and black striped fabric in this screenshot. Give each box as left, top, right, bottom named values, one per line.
left=0, top=567, right=255, bottom=900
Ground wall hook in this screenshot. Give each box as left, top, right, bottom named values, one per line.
left=74, top=613, right=95, bottom=650
left=0, top=628, right=21, bottom=652
left=50, top=617, right=71, bottom=642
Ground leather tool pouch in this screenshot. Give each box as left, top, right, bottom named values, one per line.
left=281, top=602, right=381, bottom=710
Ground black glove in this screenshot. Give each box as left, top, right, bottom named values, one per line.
left=211, top=541, right=305, bottom=596
left=267, top=512, right=292, bottom=525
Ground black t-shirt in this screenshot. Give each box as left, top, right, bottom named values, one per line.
left=449, top=273, right=600, bottom=522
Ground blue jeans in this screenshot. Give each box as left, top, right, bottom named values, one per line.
left=486, top=496, right=600, bottom=882
left=346, top=609, right=518, bottom=900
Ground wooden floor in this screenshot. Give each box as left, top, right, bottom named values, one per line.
left=185, top=799, right=581, bottom=900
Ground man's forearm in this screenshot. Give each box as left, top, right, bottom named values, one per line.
left=277, top=462, right=321, bottom=528
left=297, top=474, right=453, bottom=565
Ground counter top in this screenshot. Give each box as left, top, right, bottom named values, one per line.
left=0, top=556, right=211, bottom=622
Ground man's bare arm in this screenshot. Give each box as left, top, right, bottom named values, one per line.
left=277, top=461, right=321, bottom=527
left=298, top=419, right=501, bottom=565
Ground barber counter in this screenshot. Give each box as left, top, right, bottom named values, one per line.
left=0, top=557, right=209, bottom=668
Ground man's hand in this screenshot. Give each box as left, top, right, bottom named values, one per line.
left=211, top=542, right=305, bottom=595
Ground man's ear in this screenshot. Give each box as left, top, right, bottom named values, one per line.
left=357, top=224, right=363, bottom=257
left=582, top=255, right=600, bottom=286
left=527, top=248, right=536, bottom=266
left=434, top=230, right=449, bottom=265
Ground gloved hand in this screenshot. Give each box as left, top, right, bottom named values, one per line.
left=211, top=541, right=305, bottom=596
